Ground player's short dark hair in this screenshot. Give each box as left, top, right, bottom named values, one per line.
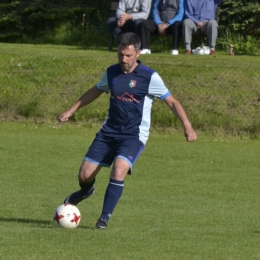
left=117, top=32, right=141, bottom=51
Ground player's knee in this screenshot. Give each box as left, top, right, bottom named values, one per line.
left=78, top=169, right=93, bottom=183
left=110, top=164, right=129, bottom=181
left=78, top=160, right=100, bottom=182
left=110, top=171, right=127, bottom=181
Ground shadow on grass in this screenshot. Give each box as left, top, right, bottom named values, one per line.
left=0, top=217, right=51, bottom=225
left=0, top=216, right=94, bottom=229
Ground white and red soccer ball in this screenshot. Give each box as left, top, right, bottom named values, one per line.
left=53, top=204, right=81, bottom=228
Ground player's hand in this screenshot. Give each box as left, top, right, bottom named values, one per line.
left=58, top=110, right=72, bottom=122
left=184, top=127, right=197, bottom=142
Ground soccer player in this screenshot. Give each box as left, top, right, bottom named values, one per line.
left=58, top=32, right=197, bottom=229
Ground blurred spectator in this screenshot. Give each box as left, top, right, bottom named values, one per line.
left=107, top=0, right=152, bottom=41
left=182, top=0, right=222, bottom=55
left=139, top=0, right=184, bottom=55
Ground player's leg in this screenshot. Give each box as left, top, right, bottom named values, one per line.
left=95, top=158, right=129, bottom=229
left=96, top=139, right=145, bottom=229
left=64, top=134, right=115, bottom=205
left=64, top=160, right=101, bottom=205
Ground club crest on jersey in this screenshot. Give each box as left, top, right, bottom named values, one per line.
left=129, top=80, right=137, bottom=88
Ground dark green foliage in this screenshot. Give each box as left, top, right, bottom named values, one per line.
left=217, top=29, right=260, bottom=55
left=0, top=0, right=111, bottom=42
left=0, top=2, right=22, bottom=41
left=220, top=0, right=260, bottom=37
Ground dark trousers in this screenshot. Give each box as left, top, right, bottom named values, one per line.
left=140, top=19, right=182, bottom=50
left=106, top=17, right=144, bottom=40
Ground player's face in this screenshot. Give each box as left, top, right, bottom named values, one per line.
left=118, top=44, right=140, bottom=73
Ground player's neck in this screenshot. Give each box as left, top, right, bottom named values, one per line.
left=123, top=62, right=138, bottom=74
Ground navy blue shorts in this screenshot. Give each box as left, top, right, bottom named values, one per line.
left=84, top=133, right=145, bottom=174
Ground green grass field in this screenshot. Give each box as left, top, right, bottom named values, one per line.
left=1, top=122, right=259, bottom=259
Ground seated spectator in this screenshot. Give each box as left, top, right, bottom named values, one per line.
left=107, top=0, right=152, bottom=41
left=182, top=0, right=222, bottom=55
left=139, top=0, right=184, bottom=55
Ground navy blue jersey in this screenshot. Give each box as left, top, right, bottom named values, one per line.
left=96, top=61, right=170, bottom=144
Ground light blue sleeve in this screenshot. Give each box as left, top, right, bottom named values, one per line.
left=153, top=0, right=162, bottom=25
left=148, top=72, right=171, bottom=100
left=96, top=71, right=109, bottom=93
left=116, top=0, right=126, bottom=19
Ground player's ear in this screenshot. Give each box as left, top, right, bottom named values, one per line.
left=136, top=50, right=141, bottom=57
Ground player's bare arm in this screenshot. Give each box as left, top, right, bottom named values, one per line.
left=59, top=86, right=103, bottom=122
left=164, top=94, right=197, bottom=142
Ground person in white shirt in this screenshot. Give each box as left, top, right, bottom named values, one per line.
left=107, top=0, right=152, bottom=41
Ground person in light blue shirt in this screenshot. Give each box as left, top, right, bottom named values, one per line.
left=182, top=0, right=222, bottom=55
left=139, top=0, right=184, bottom=55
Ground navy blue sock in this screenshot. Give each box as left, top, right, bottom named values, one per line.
left=101, top=178, right=124, bottom=221
left=79, top=178, right=95, bottom=193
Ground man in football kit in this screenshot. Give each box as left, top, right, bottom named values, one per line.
left=58, top=32, right=197, bottom=229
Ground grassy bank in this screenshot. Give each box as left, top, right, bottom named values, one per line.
left=0, top=43, right=260, bottom=137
